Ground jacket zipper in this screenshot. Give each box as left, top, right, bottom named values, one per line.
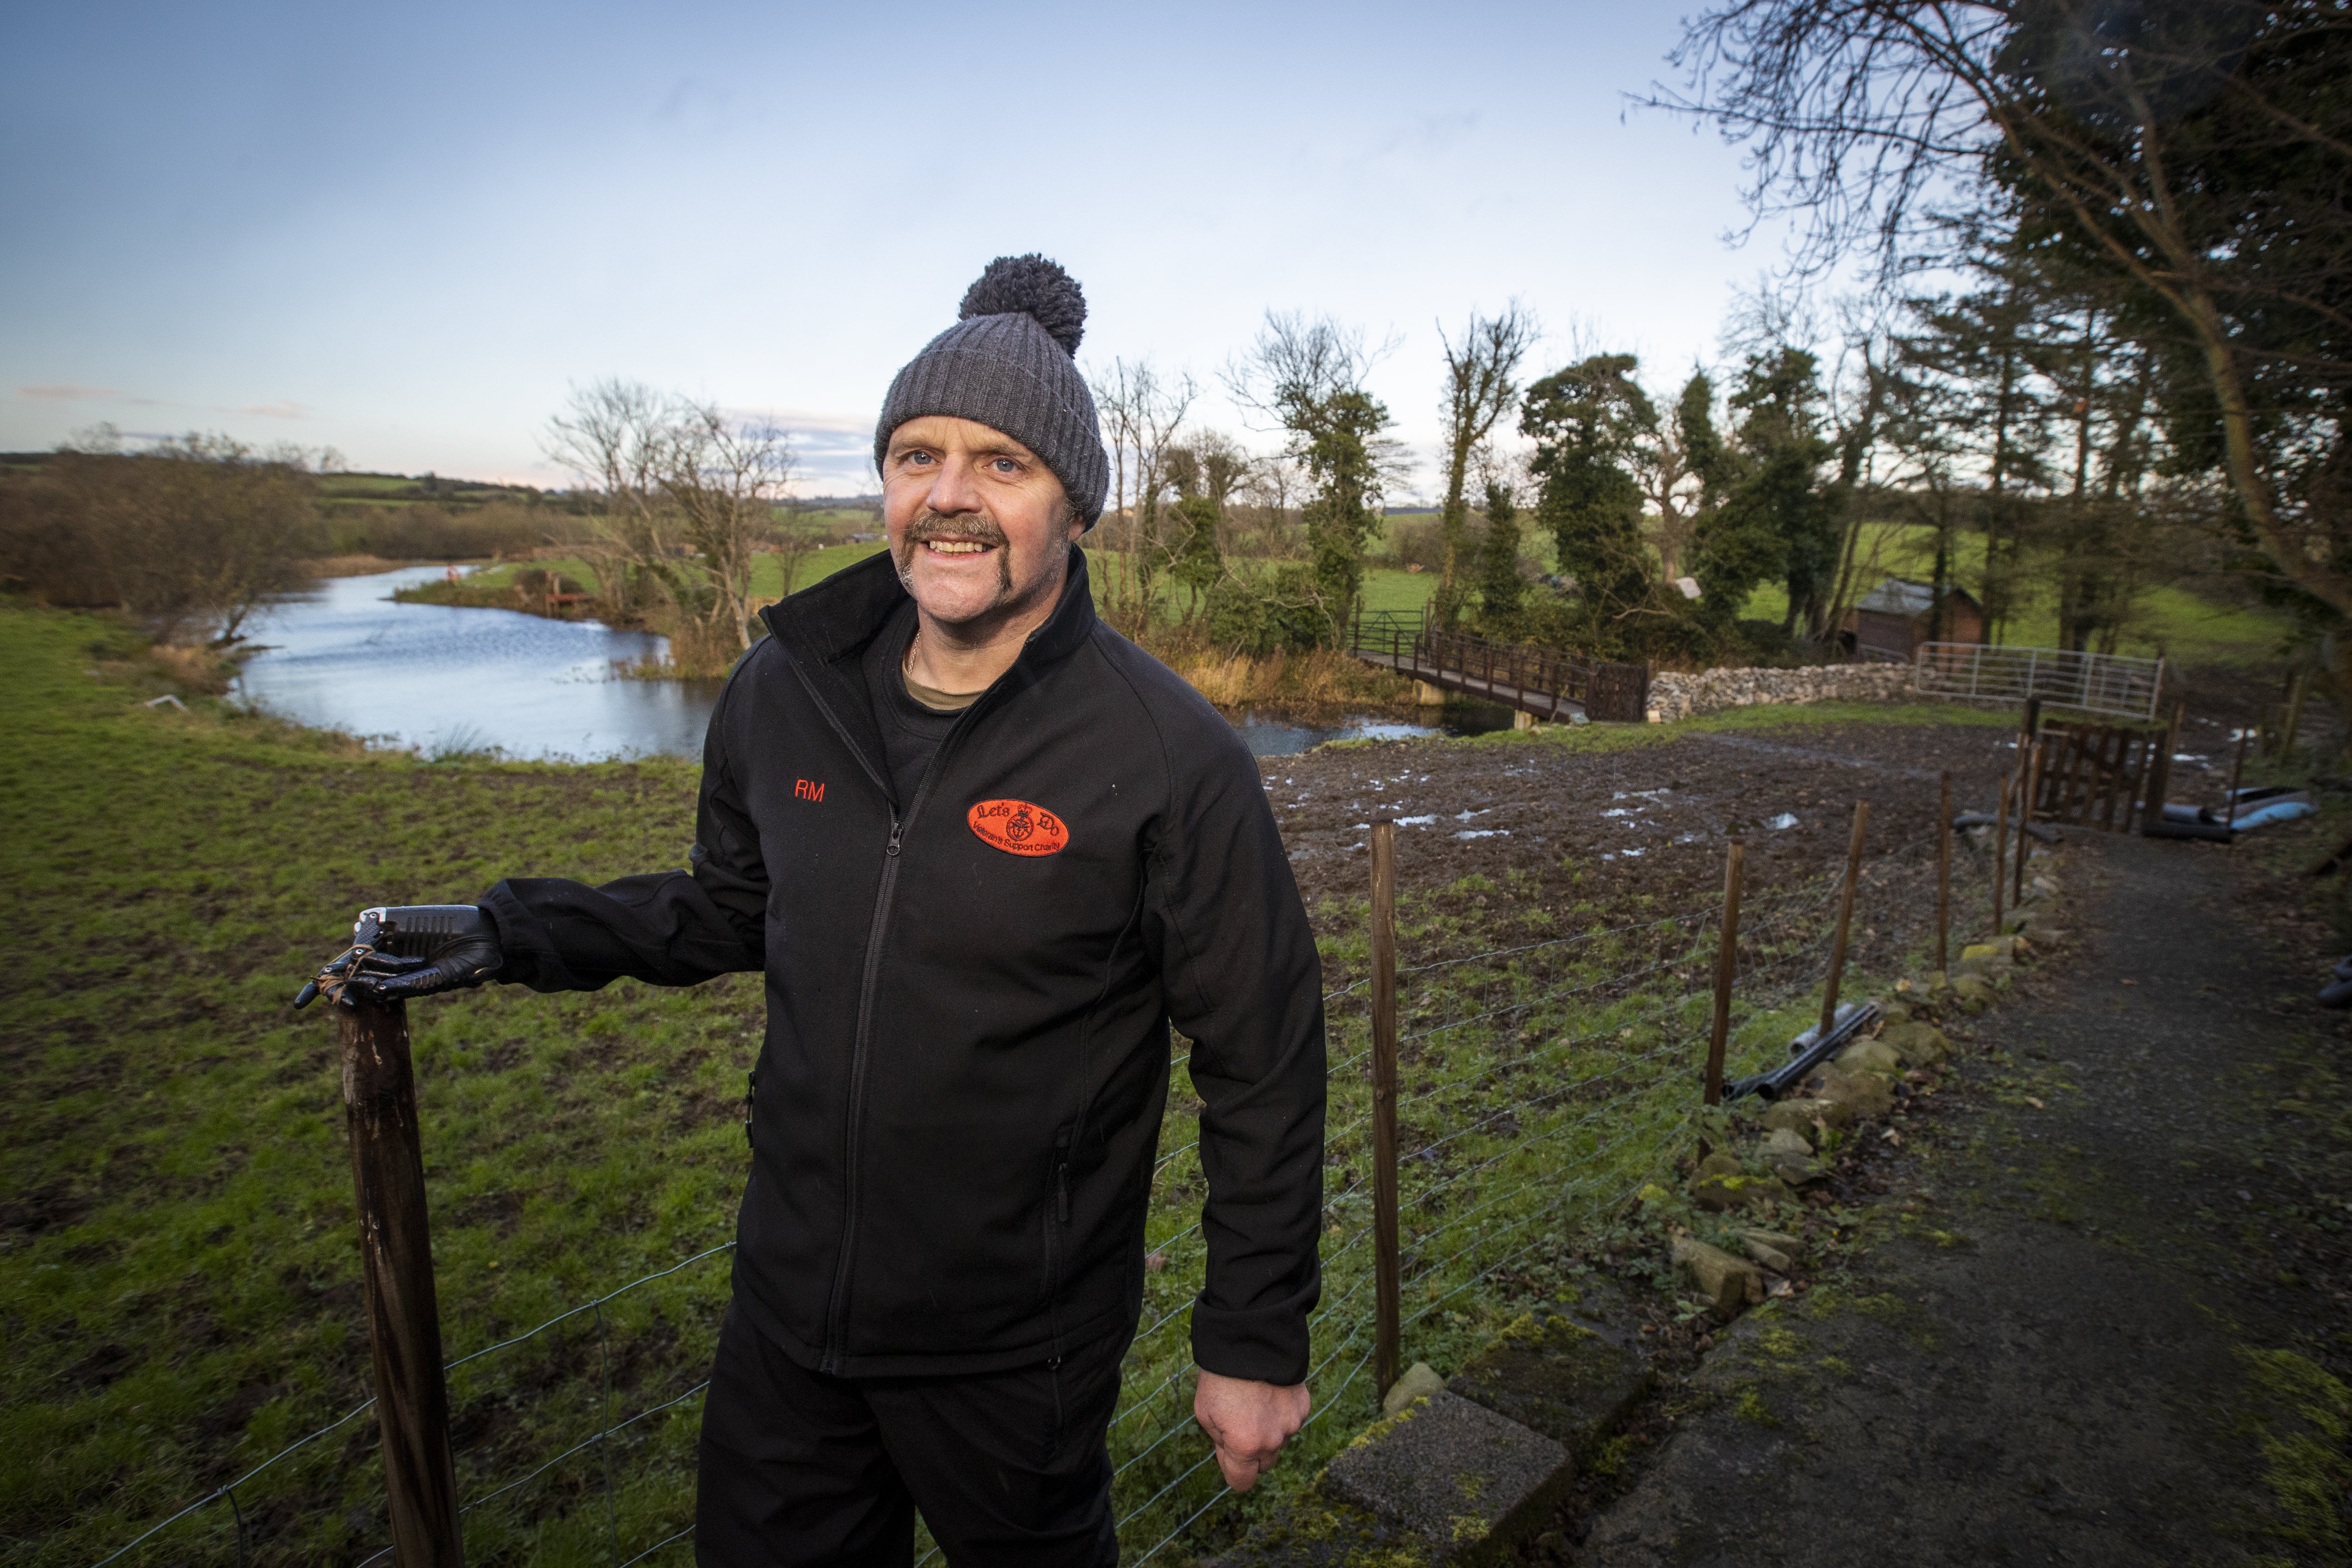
left=784, top=645, right=1000, bottom=1374
left=822, top=808, right=902, bottom=1371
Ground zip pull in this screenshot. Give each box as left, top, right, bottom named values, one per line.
left=1055, top=1163, right=1071, bottom=1224
left=886, top=817, right=903, bottom=858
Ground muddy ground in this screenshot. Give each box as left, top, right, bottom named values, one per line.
left=1271, top=724, right=2003, bottom=903
left=1262, top=711, right=2248, bottom=922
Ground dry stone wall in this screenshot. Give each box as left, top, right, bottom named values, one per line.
left=1645, top=662, right=1913, bottom=723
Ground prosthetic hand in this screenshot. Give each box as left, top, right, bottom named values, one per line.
left=294, top=905, right=503, bottom=1008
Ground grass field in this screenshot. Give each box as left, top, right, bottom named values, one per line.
left=445, top=515, right=2292, bottom=675
left=447, top=547, right=1442, bottom=625
left=2, top=601, right=2010, bottom=1566
left=1746, top=518, right=2296, bottom=667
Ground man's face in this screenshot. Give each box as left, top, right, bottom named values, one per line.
left=882, top=416, right=1083, bottom=634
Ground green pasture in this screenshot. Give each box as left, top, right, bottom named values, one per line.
left=1743, top=517, right=2295, bottom=667
left=445, top=546, right=1439, bottom=628
left=0, top=601, right=1990, bottom=1565
left=443, top=514, right=2289, bottom=673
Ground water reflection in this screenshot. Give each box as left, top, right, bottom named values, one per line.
left=232, top=568, right=1514, bottom=762
left=234, top=568, right=721, bottom=761
left=1227, top=706, right=1510, bottom=757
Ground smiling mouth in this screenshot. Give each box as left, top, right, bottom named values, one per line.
left=922, top=538, right=994, bottom=555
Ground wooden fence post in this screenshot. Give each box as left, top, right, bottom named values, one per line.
left=1704, top=840, right=1745, bottom=1109
left=1368, top=821, right=1401, bottom=1403
left=2015, top=741, right=2043, bottom=906
left=338, top=998, right=465, bottom=1568
left=1937, top=772, right=1952, bottom=975
left=2225, top=722, right=2250, bottom=830
left=1993, top=775, right=2010, bottom=934
left=1819, top=801, right=1871, bottom=1042
left=2141, top=700, right=2185, bottom=835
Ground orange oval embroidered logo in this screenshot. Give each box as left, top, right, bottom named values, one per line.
left=967, top=799, right=1069, bottom=857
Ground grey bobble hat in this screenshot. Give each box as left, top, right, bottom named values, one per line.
left=873, top=255, right=1110, bottom=526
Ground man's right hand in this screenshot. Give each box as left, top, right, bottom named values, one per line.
left=294, top=905, right=503, bottom=1008
left=1193, top=1369, right=1311, bottom=1492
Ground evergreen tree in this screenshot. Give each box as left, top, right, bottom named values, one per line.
left=1521, top=354, right=1658, bottom=625
left=1168, top=493, right=1222, bottom=618
left=1712, top=348, right=1834, bottom=634
left=1299, top=391, right=1389, bottom=635
left=1475, top=478, right=1525, bottom=628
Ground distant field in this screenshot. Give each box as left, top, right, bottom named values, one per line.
left=1742, top=518, right=2294, bottom=667
left=447, top=513, right=2290, bottom=670
left=458, top=545, right=1440, bottom=625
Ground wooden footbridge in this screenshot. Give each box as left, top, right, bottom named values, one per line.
left=1346, top=611, right=1651, bottom=724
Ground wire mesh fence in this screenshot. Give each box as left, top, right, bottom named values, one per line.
left=84, top=789, right=2014, bottom=1568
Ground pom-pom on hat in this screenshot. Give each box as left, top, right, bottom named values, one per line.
left=874, top=255, right=1110, bottom=526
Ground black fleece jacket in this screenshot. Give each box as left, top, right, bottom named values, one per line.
left=481, top=548, right=1326, bottom=1383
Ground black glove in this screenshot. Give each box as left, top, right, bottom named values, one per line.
left=294, top=905, right=503, bottom=1008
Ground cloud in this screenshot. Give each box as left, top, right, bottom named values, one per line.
left=21, top=383, right=126, bottom=402
left=233, top=400, right=309, bottom=419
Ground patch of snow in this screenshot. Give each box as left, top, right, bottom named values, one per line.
left=1454, top=829, right=1509, bottom=840
left=1764, top=812, right=1800, bottom=830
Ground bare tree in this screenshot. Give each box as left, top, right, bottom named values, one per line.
left=543, top=379, right=685, bottom=622
left=662, top=402, right=795, bottom=652
left=545, top=380, right=795, bottom=655
left=1087, top=357, right=1194, bottom=626
left=1432, top=305, right=1539, bottom=624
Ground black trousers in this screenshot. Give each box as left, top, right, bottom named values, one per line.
left=695, top=1305, right=1128, bottom=1568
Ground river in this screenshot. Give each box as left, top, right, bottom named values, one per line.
left=232, top=567, right=1497, bottom=761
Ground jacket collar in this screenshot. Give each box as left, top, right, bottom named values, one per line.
left=758, top=546, right=1098, bottom=798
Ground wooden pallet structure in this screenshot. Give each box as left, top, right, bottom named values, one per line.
left=2030, top=716, right=2168, bottom=832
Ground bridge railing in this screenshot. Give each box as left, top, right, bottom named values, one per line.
left=1345, top=610, right=1652, bottom=722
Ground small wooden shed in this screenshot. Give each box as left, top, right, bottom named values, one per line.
left=1840, top=578, right=1985, bottom=662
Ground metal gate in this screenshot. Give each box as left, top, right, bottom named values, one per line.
left=1915, top=642, right=2165, bottom=722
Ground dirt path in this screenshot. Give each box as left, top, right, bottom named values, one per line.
left=1569, top=829, right=2352, bottom=1566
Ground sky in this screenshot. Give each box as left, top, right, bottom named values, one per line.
left=0, top=0, right=1806, bottom=499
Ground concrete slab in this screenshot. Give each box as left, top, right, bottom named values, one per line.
left=1446, top=1305, right=1652, bottom=1459
left=1321, top=1390, right=1567, bottom=1561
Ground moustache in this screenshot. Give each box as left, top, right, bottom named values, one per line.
left=901, top=513, right=1009, bottom=549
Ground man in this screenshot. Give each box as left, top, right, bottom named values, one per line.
left=300, top=255, right=1326, bottom=1565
